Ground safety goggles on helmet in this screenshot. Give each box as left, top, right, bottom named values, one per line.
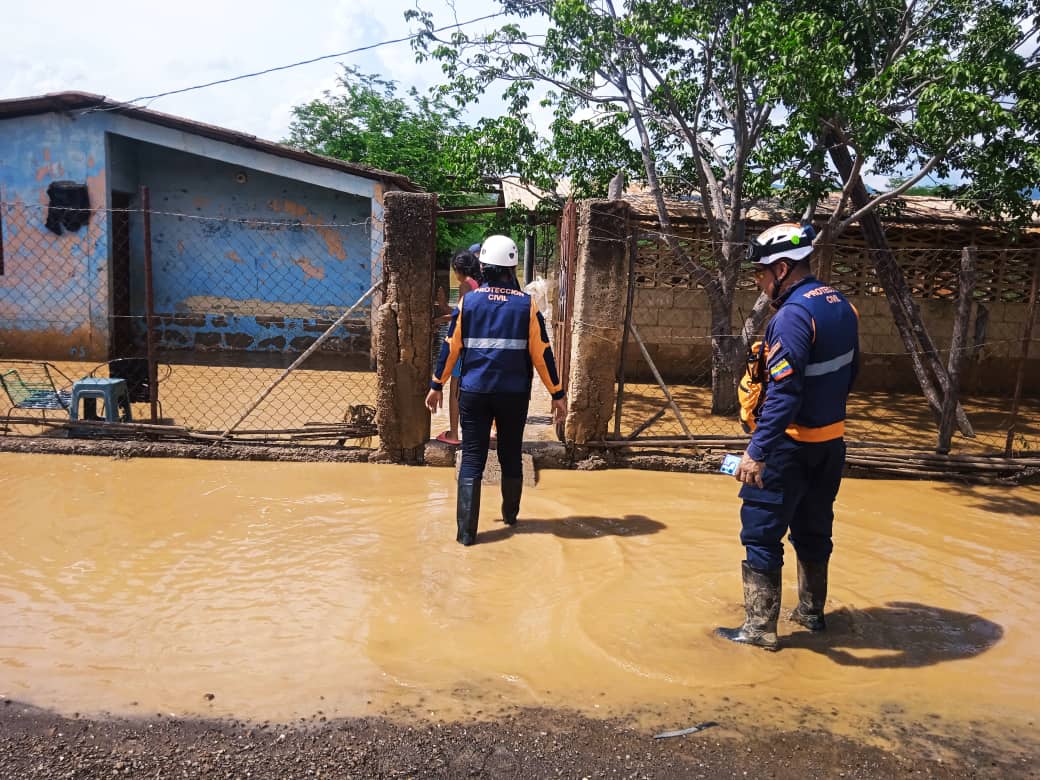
left=746, top=223, right=816, bottom=265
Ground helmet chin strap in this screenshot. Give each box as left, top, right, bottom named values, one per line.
left=767, top=261, right=791, bottom=304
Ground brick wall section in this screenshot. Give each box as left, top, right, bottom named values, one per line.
left=564, top=200, right=630, bottom=443
left=628, top=287, right=1039, bottom=394
left=373, top=192, right=436, bottom=463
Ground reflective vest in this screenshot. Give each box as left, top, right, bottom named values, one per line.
left=431, top=284, right=565, bottom=399
left=744, top=276, right=859, bottom=462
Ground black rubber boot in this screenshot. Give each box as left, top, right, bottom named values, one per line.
left=456, top=477, right=481, bottom=546
left=714, top=561, right=782, bottom=651
left=789, top=557, right=828, bottom=631
left=501, top=477, right=523, bottom=526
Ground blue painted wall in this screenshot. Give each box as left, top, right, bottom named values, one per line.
left=1, top=109, right=383, bottom=361
left=115, top=141, right=374, bottom=355
left=0, top=111, right=110, bottom=359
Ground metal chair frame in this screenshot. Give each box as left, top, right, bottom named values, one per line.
left=0, top=361, right=74, bottom=433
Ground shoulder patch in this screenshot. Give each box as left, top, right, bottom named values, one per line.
left=769, top=358, right=793, bottom=381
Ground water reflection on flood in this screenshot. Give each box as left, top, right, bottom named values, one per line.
left=0, top=453, right=1036, bottom=744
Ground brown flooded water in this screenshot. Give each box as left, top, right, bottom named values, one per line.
left=0, top=453, right=1037, bottom=748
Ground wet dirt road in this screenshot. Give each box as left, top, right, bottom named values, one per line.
left=0, top=453, right=1037, bottom=761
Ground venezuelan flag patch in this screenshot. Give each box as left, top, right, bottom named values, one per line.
left=769, top=359, right=793, bottom=381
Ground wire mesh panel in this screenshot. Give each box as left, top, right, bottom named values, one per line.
left=0, top=200, right=379, bottom=444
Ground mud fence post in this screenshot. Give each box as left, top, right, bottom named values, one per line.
left=564, top=199, right=630, bottom=444
left=373, top=192, right=436, bottom=464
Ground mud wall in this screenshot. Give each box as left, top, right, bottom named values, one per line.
left=374, top=192, right=436, bottom=463
left=0, top=112, right=110, bottom=360
left=564, top=200, right=629, bottom=443
left=629, top=287, right=1039, bottom=395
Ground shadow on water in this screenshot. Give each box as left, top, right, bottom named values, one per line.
left=785, top=601, right=1004, bottom=668
left=477, top=514, right=666, bottom=544
left=942, top=482, right=1040, bottom=518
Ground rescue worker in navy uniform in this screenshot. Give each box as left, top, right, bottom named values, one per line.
left=425, top=235, right=568, bottom=546
left=716, top=222, right=859, bottom=651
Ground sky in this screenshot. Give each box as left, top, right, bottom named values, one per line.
left=0, top=0, right=501, bottom=143
left=0, top=1, right=960, bottom=193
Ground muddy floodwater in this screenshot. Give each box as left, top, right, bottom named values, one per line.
left=0, top=453, right=1037, bottom=752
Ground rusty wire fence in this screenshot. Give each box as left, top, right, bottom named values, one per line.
left=613, top=220, right=1040, bottom=455
left=0, top=198, right=380, bottom=445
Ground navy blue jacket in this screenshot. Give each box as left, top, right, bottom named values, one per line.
left=747, top=276, right=859, bottom=462
left=431, top=284, right=565, bottom=399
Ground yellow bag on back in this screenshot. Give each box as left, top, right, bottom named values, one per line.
left=738, top=340, right=767, bottom=433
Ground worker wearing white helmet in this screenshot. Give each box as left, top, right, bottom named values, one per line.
left=718, top=222, right=859, bottom=651
left=426, top=235, right=567, bottom=546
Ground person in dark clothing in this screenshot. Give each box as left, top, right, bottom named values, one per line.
left=425, top=235, right=567, bottom=546
left=433, top=249, right=483, bottom=445
left=716, top=222, right=859, bottom=651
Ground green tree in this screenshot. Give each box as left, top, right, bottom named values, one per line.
left=761, top=0, right=1040, bottom=433
left=409, top=0, right=1039, bottom=418
left=286, top=66, right=492, bottom=254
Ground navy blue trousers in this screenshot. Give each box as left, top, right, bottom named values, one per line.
left=738, top=437, right=846, bottom=571
left=458, top=391, right=530, bottom=481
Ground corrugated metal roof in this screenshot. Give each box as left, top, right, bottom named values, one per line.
left=499, top=176, right=1037, bottom=228
left=500, top=176, right=568, bottom=209
left=0, top=91, right=420, bottom=192
left=623, top=191, right=1040, bottom=228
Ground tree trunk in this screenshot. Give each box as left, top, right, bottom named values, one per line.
left=937, top=247, right=976, bottom=453
left=827, top=141, right=975, bottom=437
left=709, top=292, right=741, bottom=415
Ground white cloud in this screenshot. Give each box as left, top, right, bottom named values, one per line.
left=0, top=0, right=504, bottom=140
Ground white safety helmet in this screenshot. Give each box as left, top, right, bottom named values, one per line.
left=479, top=235, right=519, bottom=268
left=746, top=222, right=816, bottom=266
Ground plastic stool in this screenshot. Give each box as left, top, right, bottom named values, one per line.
left=69, top=377, right=132, bottom=423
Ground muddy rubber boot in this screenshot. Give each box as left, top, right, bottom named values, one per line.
left=714, top=561, right=782, bottom=651
left=501, top=477, right=523, bottom=526
left=789, top=557, right=828, bottom=631
left=456, top=477, right=481, bottom=546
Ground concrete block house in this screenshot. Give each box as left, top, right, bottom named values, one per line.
left=0, top=92, right=416, bottom=364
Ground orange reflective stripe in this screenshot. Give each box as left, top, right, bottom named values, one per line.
left=528, top=298, right=563, bottom=396
left=785, top=420, right=845, bottom=442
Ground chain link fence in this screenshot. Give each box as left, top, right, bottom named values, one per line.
left=614, top=219, right=1040, bottom=454
left=1, top=199, right=379, bottom=444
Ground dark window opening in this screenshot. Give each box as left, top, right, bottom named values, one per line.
left=45, top=181, right=91, bottom=235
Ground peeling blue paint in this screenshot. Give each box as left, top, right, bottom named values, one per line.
left=1, top=109, right=384, bottom=361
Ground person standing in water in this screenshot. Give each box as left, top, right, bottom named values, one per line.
left=425, top=235, right=567, bottom=546
left=717, top=222, right=859, bottom=650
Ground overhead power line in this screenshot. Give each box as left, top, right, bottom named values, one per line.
left=94, top=8, right=518, bottom=111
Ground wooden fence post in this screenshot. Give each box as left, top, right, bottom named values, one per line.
left=1004, top=254, right=1040, bottom=456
